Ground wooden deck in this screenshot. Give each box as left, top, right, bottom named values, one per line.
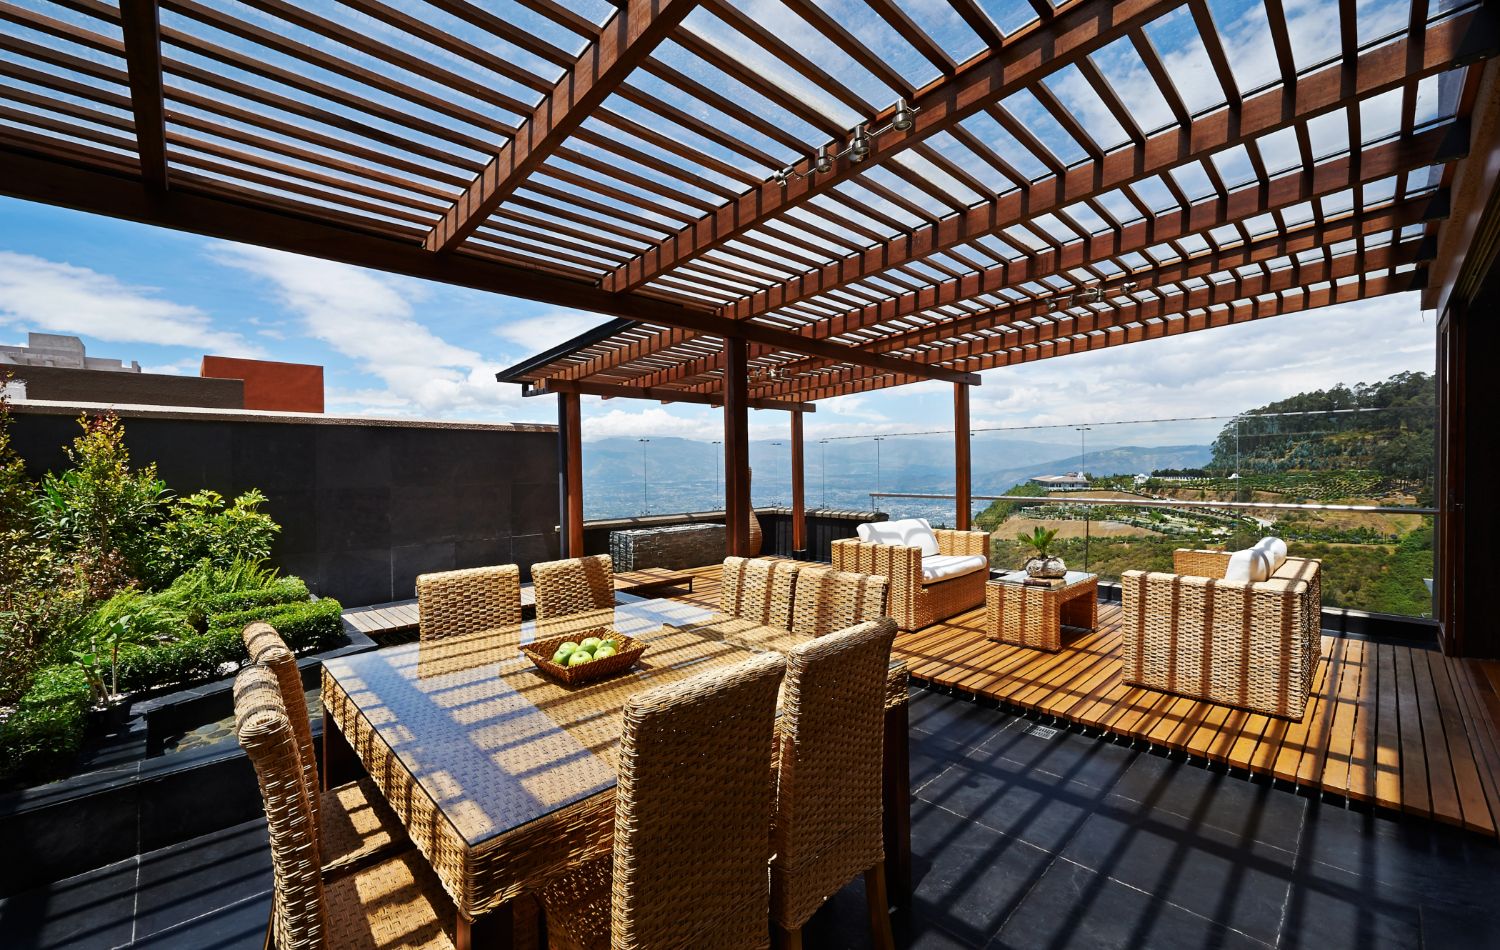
left=669, top=563, right=1500, bottom=838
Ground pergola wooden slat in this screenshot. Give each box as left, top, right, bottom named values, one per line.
left=1, top=0, right=1495, bottom=568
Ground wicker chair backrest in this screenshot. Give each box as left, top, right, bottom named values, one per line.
left=719, top=556, right=800, bottom=629
left=790, top=567, right=889, bottom=638
left=771, top=618, right=897, bottom=928
left=234, top=663, right=327, bottom=950
left=531, top=554, right=615, bottom=621
left=416, top=564, right=523, bottom=639
left=611, top=651, right=786, bottom=949
left=242, top=622, right=321, bottom=840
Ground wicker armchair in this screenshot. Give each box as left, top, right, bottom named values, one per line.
left=832, top=524, right=990, bottom=631
left=539, top=652, right=787, bottom=950
left=772, top=619, right=898, bottom=950
left=234, top=663, right=460, bottom=950
left=531, top=554, right=615, bottom=621
left=242, top=622, right=405, bottom=876
left=415, top=564, right=522, bottom=640
left=1121, top=549, right=1323, bottom=719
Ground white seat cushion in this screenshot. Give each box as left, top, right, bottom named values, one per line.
left=920, top=554, right=988, bottom=583
left=1253, top=537, right=1288, bottom=573
left=1224, top=548, right=1271, bottom=583
left=857, top=518, right=940, bottom=556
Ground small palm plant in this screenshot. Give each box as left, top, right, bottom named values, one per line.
left=1016, top=526, right=1066, bottom=577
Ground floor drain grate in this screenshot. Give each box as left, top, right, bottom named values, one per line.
left=1026, top=724, right=1060, bottom=740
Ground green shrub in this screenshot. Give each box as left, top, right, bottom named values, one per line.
left=142, top=491, right=280, bottom=588
left=200, top=576, right=309, bottom=618
left=0, top=665, right=92, bottom=783
left=208, top=598, right=345, bottom=654
left=116, top=598, right=344, bottom=693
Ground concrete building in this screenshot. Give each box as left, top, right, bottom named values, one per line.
left=1, top=334, right=324, bottom=413
left=1029, top=472, right=1089, bottom=489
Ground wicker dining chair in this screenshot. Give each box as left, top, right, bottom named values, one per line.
left=531, top=554, right=616, bottom=621
left=416, top=564, right=523, bottom=640
left=771, top=619, right=898, bottom=950
left=234, top=663, right=460, bottom=950
left=242, top=622, right=405, bottom=876
left=539, top=651, right=788, bottom=950
left=789, top=567, right=889, bottom=639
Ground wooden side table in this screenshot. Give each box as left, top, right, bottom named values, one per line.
left=985, top=572, right=1098, bottom=651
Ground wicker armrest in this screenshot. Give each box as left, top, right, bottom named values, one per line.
left=934, top=528, right=991, bottom=558
left=1173, top=548, right=1232, bottom=578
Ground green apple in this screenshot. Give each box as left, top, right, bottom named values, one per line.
left=593, top=644, right=617, bottom=660
left=579, top=637, right=603, bottom=652
left=568, top=650, right=593, bottom=667
left=558, top=641, right=580, bottom=654
left=550, top=649, right=570, bottom=664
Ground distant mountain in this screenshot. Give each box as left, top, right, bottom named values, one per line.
left=580, top=435, right=1214, bottom=519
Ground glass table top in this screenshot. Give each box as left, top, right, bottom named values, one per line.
left=322, top=598, right=761, bottom=848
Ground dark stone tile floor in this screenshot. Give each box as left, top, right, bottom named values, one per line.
left=4, top=685, right=1497, bottom=949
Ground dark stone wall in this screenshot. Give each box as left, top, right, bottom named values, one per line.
left=581, top=507, right=880, bottom=563
left=7, top=364, right=244, bottom=409
left=7, top=405, right=560, bottom=606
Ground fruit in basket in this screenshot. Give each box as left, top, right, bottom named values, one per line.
left=567, top=650, right=594, bottom=667
left=579, top=636, right=604, bottom=652
left=552, top=642, right=578, bottom=664
left=593, top=643, right=617, bottom=660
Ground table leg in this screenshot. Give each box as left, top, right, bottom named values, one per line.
left=882, top=701, right=912, bottom=911
left=457, top=902, right=514, bottom=950
left=320, top=702, right=360, bottom=792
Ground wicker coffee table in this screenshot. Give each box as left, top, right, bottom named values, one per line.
left=985, top=571, right=1098, bottom=651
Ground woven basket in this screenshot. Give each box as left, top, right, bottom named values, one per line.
left=522, top=628, right=649, bottom=686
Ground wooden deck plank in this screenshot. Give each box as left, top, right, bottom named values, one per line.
left=1372, top=643, right=1404, bottom=812
left=1451, top=660, right=1500, bottom=825
left=1423, top=649, right=1492, bottom=833
left=1410, top=646, right=1462, bottom=825
left=1393, top=647, right=1433, bottom=817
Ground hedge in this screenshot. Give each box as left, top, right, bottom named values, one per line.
left=117, top=597, right=344, bottom=693
left=199, top=576, right=310, bottom=618
left=0, top=665, right=92, bottom=783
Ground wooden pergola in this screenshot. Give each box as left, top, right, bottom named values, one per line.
left=2, top=1, right=1498, bottom=645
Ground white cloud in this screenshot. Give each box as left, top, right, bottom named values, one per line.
left=212, top=245, right=525, bottom=419
left=493, top=310, right=614, bottom=355
left=0, top=251, right=262, bottom=356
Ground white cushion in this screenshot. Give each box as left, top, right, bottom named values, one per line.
left=921, top=554, right=988, bottom=583
left=1224, top=548, right=1271, bottom=583
left=857, top=518, right=940, bottom=556
left=1253, top=537, right=1288, bottom=573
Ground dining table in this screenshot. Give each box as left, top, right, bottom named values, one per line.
left=320, top=594, right=912, bottom=949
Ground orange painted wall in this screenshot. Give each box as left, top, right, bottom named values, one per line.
left=200, top=356, right=324, bottom=413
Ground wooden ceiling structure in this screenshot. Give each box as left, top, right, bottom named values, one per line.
left=0, top=0, right=1496, bottom=557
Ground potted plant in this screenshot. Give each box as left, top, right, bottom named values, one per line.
left=1017, top=526, right=1067, bottom=578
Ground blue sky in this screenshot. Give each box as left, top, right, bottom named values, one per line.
left=0, top=196, right=1435, bottom=447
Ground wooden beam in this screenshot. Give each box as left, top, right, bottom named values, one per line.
left=528, top=377, right=814, bottom=412
left=954, top=383, right=971, bottom=532
left=715, top=10, right=1488, bottom=323
left=118, top=0, right=168, bottom=190
left=779, top=270, right=1419, bottom=401
left=1425, top=57, right=1500, bottom=315
left=593, top=10, right=1488, bottom=389
left=724, top=337, right=750, bottom=557
left=423, top=0, right=698, bottom=253
left=791, top=410, right=806, bottom=554
left=0, top=146, right=974, bottom=384
left=559, top=391, right=584, bottom=557
left=601, top=0, right=1181, bottom=293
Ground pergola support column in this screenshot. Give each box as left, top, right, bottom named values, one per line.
left=954, top=383, right=972, bottom=531
left=723, top=336, right=750, bottom=557
left=558, top=392, right=584, bottom=558
left=790, top=410, right=806, bottom=559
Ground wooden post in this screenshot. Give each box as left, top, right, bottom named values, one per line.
left=723, top=337, right=750, bottom=557
left=558, top=392, right=584, bottom=557
left=954, top=383, right=972, bottom=531
left=790, top=410, right=806, bottom=558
